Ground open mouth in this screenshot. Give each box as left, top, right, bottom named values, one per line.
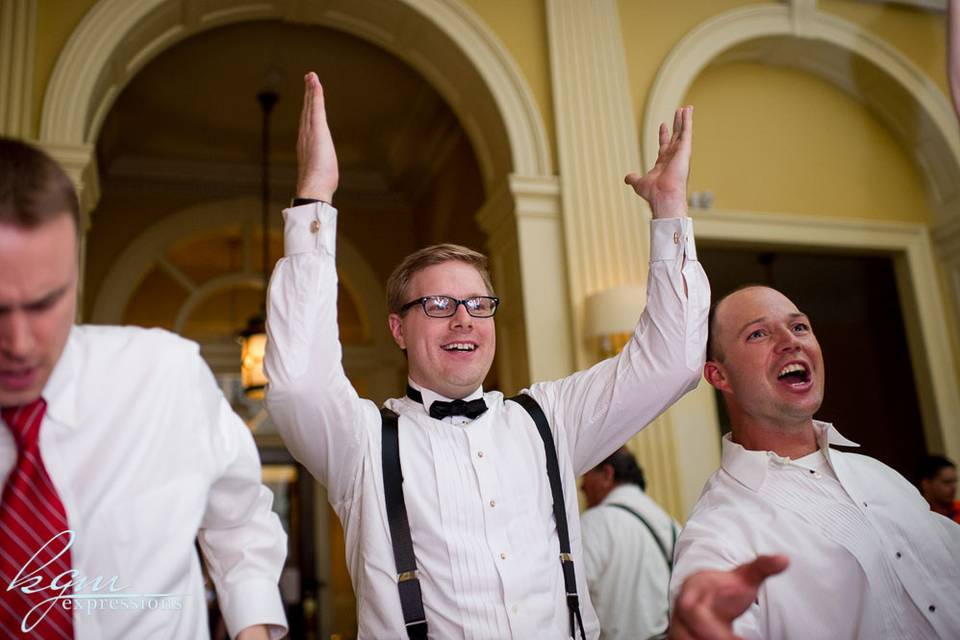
left=441, top=342, right=477, bottom=353
left=776, top=362, right=810, bottom=386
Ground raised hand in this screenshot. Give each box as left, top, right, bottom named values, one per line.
left=296, top=72, right=339, bottom=203
left=669, top=555, right=788, bottom=640
left=625, top=105, right=693, bottom=219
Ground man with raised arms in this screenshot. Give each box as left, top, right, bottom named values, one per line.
left=265, top=72, right=709, bottom=639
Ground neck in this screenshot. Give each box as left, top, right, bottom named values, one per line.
left=407, top=377, right=479, bottom=401
left=730, top=413, right=818, bottom=458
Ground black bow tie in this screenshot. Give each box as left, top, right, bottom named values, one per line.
left=406, top=385, right=488, bottom=421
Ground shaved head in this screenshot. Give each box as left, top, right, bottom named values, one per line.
left=707, top=284, right=767, bottom=362
left=703, top=285, right=825, bottom=431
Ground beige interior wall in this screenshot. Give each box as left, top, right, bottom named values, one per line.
left=462, top=0, right=556, bottom=168
left=619, top=0, right=774, bottom=144
left=684, top=61, right=932, bottom=223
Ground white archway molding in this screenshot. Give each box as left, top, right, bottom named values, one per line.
left=173, top=273, right=263, bottom=334
left=39, top=0, right=552, bottom=191
left=91, top=197, right=394, bottom=356
left=643, top=3, right=960, bottom=222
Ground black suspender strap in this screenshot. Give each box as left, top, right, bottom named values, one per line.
left=507, top=393, right=587, bottom=640
left=606, top=503, right=675, bottom=571
left=380, top=407, right=429, bottom=640
left=379, top=396, right=586, bottom=640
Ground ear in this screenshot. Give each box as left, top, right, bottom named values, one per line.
left=704, top=360, right=731, bottom=392
left=388, top=313, right=406, bottom=350
left=600, top=464, right=615, bottom=486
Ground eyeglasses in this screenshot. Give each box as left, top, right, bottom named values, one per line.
left=400, top=295, right=500, bottom=318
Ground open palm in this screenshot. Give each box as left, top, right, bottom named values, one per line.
left=296, top=72, right=339, bottom=202
left=625, top=106, right=692, bottom=219
left=669, top=554, right=788, bottom=640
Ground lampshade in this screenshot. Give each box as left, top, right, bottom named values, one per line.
left=584, top=284, right=647, bottom=338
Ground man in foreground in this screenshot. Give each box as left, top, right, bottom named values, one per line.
left=265, top=72, right=709, bottom=638
left=580, top=447, right=677, bottom=639
left=0, top=139, right=287, bottom=638
left=668, top=285, right=960, bottom=640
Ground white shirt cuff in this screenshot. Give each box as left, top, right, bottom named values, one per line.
left=220, top=577, right=288, bottom=639
left=282, top=201, right=338, bottom=256
left=650, top=217, right=697, bottom=262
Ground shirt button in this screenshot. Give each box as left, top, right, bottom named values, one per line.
left=895, top=552, right=902, bottom=559
left=310, top=220, right=321, bottom=233
left=500, top=553, right=507, bottom=560
left=477, top=451, right=484, bottom=458
left=512, top=604, right=519, bottom=614
left=929, top=605, right=936, bottom=613
left=673, top=231, right=680, bottom=244
left=862, top=502, right=868, bottom=508
left=489, top=500, right=496, bottom=508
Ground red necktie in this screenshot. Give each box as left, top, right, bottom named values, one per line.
left=0, top=399, right=74, bottom=638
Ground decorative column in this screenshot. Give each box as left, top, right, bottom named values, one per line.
left=546, top=0, right=651, bottom=368
left=478, top=174, right=574, bottom=394
left=546, top=0, right=684, bottom=518
left=0, top=0, right=35, bottom=138
left=41, top=142, right=100, bottom=321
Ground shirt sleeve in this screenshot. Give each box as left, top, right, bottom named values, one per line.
left=192, top=350, right=288, bottom=640
left=670, top=515, right=762, bottom=640
left=528, top=217, right=709, bottom=475
left=263, top=202, right=380, bottom=506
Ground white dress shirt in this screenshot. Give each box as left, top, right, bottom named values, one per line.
left=670, top=422, right=960, bottom=639
left=265, top=202, right=708, bottom=639
left=0, top=326, right=288, bottom=639
left=581, top=484, right=678, bottom=640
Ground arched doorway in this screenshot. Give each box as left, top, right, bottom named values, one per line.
left=40, top=0, right=571, bottom=396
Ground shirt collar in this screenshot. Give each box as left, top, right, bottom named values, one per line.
left=601, top=483, right=642, bottom=506
left=406, top=378, right=483, bottom=417
left=40, top=326, right=80, bottom=430
left=721, top=420, right=859, bottom=492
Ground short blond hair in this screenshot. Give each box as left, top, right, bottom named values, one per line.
left=386, top=244, right=495, bottom=315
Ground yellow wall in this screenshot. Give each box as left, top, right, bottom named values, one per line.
left=462, top=0, right=556, bottom=168
left=684, top=61, right=930, bottom=223
left=619, top=0, right=774, bottom=144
